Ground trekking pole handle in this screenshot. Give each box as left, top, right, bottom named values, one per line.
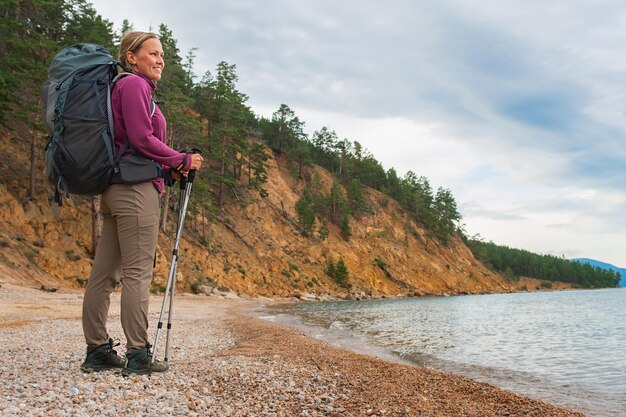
left=187, top=148, right=202, bottom=183
left=178, top=148, right=202, bottom=188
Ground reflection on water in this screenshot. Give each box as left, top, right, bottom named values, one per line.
left=261, top=289, right=626, bottom=417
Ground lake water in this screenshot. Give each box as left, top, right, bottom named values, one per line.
left=260, top=288, right=626, bottom=417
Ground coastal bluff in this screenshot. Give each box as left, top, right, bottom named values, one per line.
left=0, top=126, right=566, bottom=298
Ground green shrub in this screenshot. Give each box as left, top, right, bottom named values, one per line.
left=326, top=257, right=349, bottom=288
left=540, top=281, right=553, bottom=289
left=287, top=260, right=300, bottom=272
left=340, top=213, right=351, bottom=241
left=317, top=219, right=329, bottom=241
left=65, top=249, right=81, bottom=261
left=150, top=284, right=166, bottom=294
left=25, top=250, right=38, bottom=264
left=237, top=265, right=246, bottom=277
left=191, top=276, right=217, bottom=293
left=295, top=189, right=316, bottom=236
left=373, top=256, right=388, bottom=269
left=504, top=266, right=518, bottom=280
left=191, top=279, right=203, bottom=293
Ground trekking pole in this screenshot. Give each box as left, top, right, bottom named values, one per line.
left=152, top=149, right=201, bottom=366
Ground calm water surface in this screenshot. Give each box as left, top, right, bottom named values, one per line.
left=261, top=289, right=626, bottom=417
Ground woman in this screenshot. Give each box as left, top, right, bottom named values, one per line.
left=80, top=31, right=203, bottom=375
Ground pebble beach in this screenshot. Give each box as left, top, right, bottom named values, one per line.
left=0, top=283, right=586, bottom=417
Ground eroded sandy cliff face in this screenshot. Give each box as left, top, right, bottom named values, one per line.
left=0, top=127, right=536, bottom=297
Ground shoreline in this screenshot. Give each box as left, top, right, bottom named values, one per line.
left=0, top=283, right=586, bottom=416
left=252, top=298, right=606, bottom=417
left=222, top=303, right=587, bottom=417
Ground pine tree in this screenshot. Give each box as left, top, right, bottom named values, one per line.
left=111, top=19, right=134, bottom=59
left=309, top=171, right=327, bottom=215
left=155, top=24, right=203, bottom=231
left=327, top=257, right=349, bottom=287
left=289, top=137, right=313, bottom=179
left=318, top=219, right=329, bottom=241
left=247, top=142, right=269, bottom=197
left=328, top=179, right=345, bottom=224
left=334, top=138, right=351, bottom=178
left=61, top=0, right=115, bottom=47
left=267, top=104, right=304, bottom=153
left=195, top=61, right=252, bottom=208
left=1, top=0, right=96, bottom=124
left=295, top=189, right=316, bottom=236
left=311, top=127, right=339, bottom=168
left=335, top=258, right=349, bottom=283
left=433, top=187, right=461, bottom=245
left=386, top=167, right=401, bottom=201
left=326, top=259, right=336, bottom=281
left=346, top=178, right=367, bottom=214
left=340, top=212, right=352, bottom=241
left=400, top=173, right=435, bottom=233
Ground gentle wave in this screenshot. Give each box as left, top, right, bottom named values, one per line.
left=261, top=288, right=626, bottom=417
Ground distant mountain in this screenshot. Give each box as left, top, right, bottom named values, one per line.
left=571, top=258, right=626, bottom=287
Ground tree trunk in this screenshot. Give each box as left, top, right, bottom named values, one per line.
left=218, top=136, right=226, bottom=208
left=201, top=205, right=206, bottom=242
left=160, top=187, right=171, bottom=233
left=29, top=134, right=36, bottom=200
left=218, top=174, right=224, bottom=208
left=161, top=114, right=176, bottom=233
left=91, top=196, right=101, bottom=258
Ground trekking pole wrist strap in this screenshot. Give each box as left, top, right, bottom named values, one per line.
left=173, top=155, right=187, bottom=173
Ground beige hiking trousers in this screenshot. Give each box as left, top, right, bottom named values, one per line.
left=82, top=182, right=160, bottom=352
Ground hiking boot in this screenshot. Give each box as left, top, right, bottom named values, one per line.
left=80, top=338, right=126, bottom=372
left=122, top=343, right=169, bottom=376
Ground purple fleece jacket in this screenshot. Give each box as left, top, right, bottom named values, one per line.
left=112, top=73, right=191, bottom=193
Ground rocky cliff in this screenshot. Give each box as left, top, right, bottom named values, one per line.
left=0, top=123, right=544, bottom=298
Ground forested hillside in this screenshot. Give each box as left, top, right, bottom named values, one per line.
left=0, top=0, right=618, bottom=295
left=465, top=239, right=621, bottom=288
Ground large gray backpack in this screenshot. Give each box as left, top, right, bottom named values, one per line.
left=42, top=43, right=159, bottom=203
left=42, top=43, right=122, bottom=203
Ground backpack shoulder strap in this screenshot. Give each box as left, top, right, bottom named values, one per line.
left=111, top=72, right=157, bottom=158
left=113, top=72, right=156, bottom=116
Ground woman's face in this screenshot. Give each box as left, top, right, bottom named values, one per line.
left=127, top=38, right=165, bottom=81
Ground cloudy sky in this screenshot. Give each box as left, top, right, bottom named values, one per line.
left=90, top=0, right=626, bottom=268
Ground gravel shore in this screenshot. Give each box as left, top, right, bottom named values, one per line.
left=0, top=283, right=585, bottom=417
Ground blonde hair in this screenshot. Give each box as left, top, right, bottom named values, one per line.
left=118, top=31, right=159, bottom=71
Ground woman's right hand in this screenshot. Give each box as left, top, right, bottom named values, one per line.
left=189, top=153, right=203, bottom=170
left=181, top=153, right=204, bottom=177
